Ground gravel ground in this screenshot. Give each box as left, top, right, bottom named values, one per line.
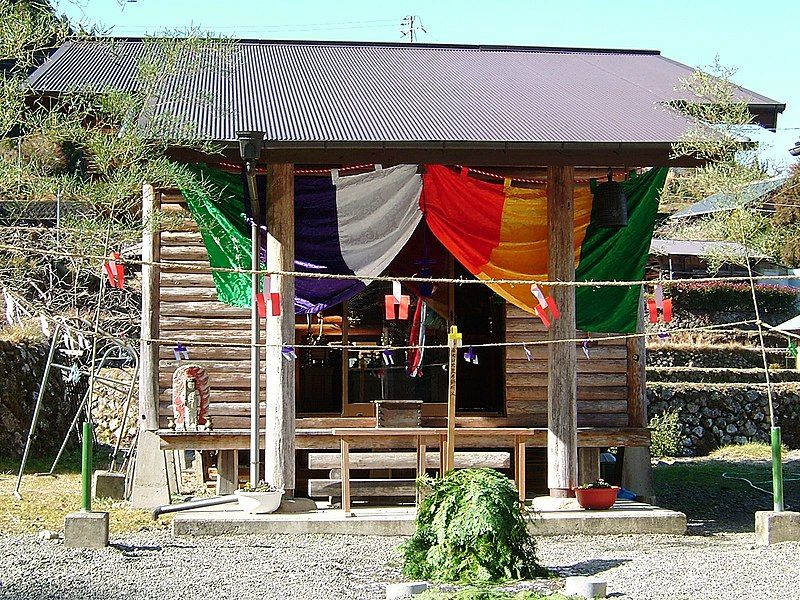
left=1, top=531, right=799, bottom=600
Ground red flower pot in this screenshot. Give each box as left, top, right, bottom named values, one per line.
left=574, top=486, right=620, bottom=510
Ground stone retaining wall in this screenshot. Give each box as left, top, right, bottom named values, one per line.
left=0, top=339, right=70, bottom=460
left=91, top=367, right=138, bottom=450
left=647, top=383, right=800, bottom=455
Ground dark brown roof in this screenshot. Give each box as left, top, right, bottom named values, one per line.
left=28, top=39, right=784, bottom=165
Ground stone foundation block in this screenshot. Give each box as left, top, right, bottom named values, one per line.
left=64, top=511, right=109, bottom=549
left=565, top=576, right=607, bottom=599
left=755, top=511, right=800, bottom=545
left=385, top=581, right=428, bottom=599
left=93, top=470, right=126, bottom=500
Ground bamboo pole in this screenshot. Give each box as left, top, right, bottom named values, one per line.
left=446, top=326, right=461, bottom=473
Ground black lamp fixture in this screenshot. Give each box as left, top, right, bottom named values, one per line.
left=591, top=168, right=628, bottom=228
left=237, top=131, right=264, bottom=162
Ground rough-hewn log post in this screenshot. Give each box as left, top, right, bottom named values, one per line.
left=264, top=163, right=296, bottom=495
left=623, top=293, right=655, bottom=501
left=130, top=183, right=169, bottom=508
left=139, top=183, right=160, bottom=431
left=627, top=291, right=647, bottom=428
left=547, top=165, right=578, bottom=497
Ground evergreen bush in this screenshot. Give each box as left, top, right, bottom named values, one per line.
left=649, top=409, right=683, bottom=458
left=402, top=468, right=544, bottom=583
left=670, top=281, right=797, bottom=315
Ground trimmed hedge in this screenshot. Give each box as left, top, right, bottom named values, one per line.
left=669, top=281, right=797, bottom=314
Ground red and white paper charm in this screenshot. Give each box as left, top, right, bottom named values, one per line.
left=103, top=252, right=125, bottom=289
left=647, top=283, right=672, bottom=324
left=530, top=283, right=560, bottom=328
left=385, top=280, right=410, bottom=320
left=255, top=276, right=281, bottom=318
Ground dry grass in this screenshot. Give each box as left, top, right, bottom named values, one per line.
left=0, top=468, right=172, bottom=535
left=709, top=442, right=792, bottom=461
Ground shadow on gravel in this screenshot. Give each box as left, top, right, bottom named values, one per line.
left=111, top=543, right=163, bottom=556
left=553, top=558, right=629, bottom=577
left=653, top=457, right=800, bottom=535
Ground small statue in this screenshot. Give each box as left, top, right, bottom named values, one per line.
left=168, top=417, right=175, bottom=430
left=185, top=378, right=199, bottom=431
left=204, top=416, right=213, bottom=431
left=172, top=364, right=210, bottom=432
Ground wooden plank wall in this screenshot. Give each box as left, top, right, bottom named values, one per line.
left=156, top=191, right=265, bottom=430
left=505, top=305, right=629, bottom=427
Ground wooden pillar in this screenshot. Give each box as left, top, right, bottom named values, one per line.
left=139, top=183, right=160, bottom=431
left=216, top=450, right=238, bottom=495
left=546, top=165, right=578, bottom=497
left=627, top=292, right=647, bottom=428
left=264, top=163, right=296, bottom=495
left=578, top=448, right=601, bottom=485
left=341, top=300, right=349, bottom=415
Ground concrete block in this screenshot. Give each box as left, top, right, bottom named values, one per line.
left=130, top=430, right=170, bottom=508
left=755, top=511, right=800, bottom=545
left=385, top=581, right=428, bottom=599
left=621, top=446, right=655, bottom=504
left=64, top=511, right=109, bottom=549
left=92, top=470, right=126, bottom=500
left=565, top=576, right=607, bottom=599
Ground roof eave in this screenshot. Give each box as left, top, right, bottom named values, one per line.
left=168, top=140, right=703, bottom=168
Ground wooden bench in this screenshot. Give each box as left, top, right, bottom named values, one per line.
left=306, top=450, right=511, bottom=502
left=309, top=478, right=417, bottom=499
left=307, top=450, right=511, bottom=470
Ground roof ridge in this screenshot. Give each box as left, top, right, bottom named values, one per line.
left=70, top=36, right=662, bottom=55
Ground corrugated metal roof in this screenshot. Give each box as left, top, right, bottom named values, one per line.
left=670, top=176, right=789, bottom=219
left=28, top=39, right=784, bottom=146
left=650, top=238, right=771, bottom=260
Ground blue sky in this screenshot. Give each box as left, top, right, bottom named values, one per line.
left=55, top=0, right=799, bottom=171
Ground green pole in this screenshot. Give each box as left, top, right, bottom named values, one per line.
left=771, top=426, right=784, bottom=512
left=81, top=421, right=93, bottom=512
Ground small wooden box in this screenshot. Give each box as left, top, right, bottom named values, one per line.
left=373, top=400, right=422, bottom=428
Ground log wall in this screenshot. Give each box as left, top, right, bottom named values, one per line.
left=156, top=192, right=265, bottom=430
left=505, top=305, right=630, bottom=427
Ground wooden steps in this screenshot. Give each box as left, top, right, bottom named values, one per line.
left=307, top=450, right=510, bottom=470
left=308, top=478, right=416, bottom=498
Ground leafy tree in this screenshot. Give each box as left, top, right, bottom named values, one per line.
left=0, top=2, right=231, bottom=332
left=657, top=60, right=800, bottom=272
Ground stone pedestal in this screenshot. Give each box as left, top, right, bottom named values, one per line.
left=755, top=511, right=800, bottom=545
left=385, top=581, right=428, bottom=599
left=565, top=576, right=607, bottom=599
left=64, top=511, right=109, bottom=549
left=92, top=470, right=126, bottom=500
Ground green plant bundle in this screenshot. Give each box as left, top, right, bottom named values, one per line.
left=576, top=478, right=613, bottom=490
left=402, top=468, right=543, bottom=583
left=649, top=409, right=683, bottom=459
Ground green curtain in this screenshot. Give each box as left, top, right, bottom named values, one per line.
left=576, top=167, right=668, bottom=333
left=179, top=166, right=254, bottom=308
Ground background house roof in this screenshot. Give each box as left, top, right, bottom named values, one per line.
left=670, top=176, right=789, bottom=219
left=28, top=39, right=785, bottom=165
left=650, top=238, right=771, bottom=260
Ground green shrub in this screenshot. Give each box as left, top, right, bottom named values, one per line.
left=418, top=589, right=572, bottom=600
left=649, top=409, right=683, bottom=458
left=669, top=281, right=797, bottom=314
left=402, top=468, right=544, bottom=583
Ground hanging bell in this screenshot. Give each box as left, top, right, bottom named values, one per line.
left=591, top=168, right=628, bottom=228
